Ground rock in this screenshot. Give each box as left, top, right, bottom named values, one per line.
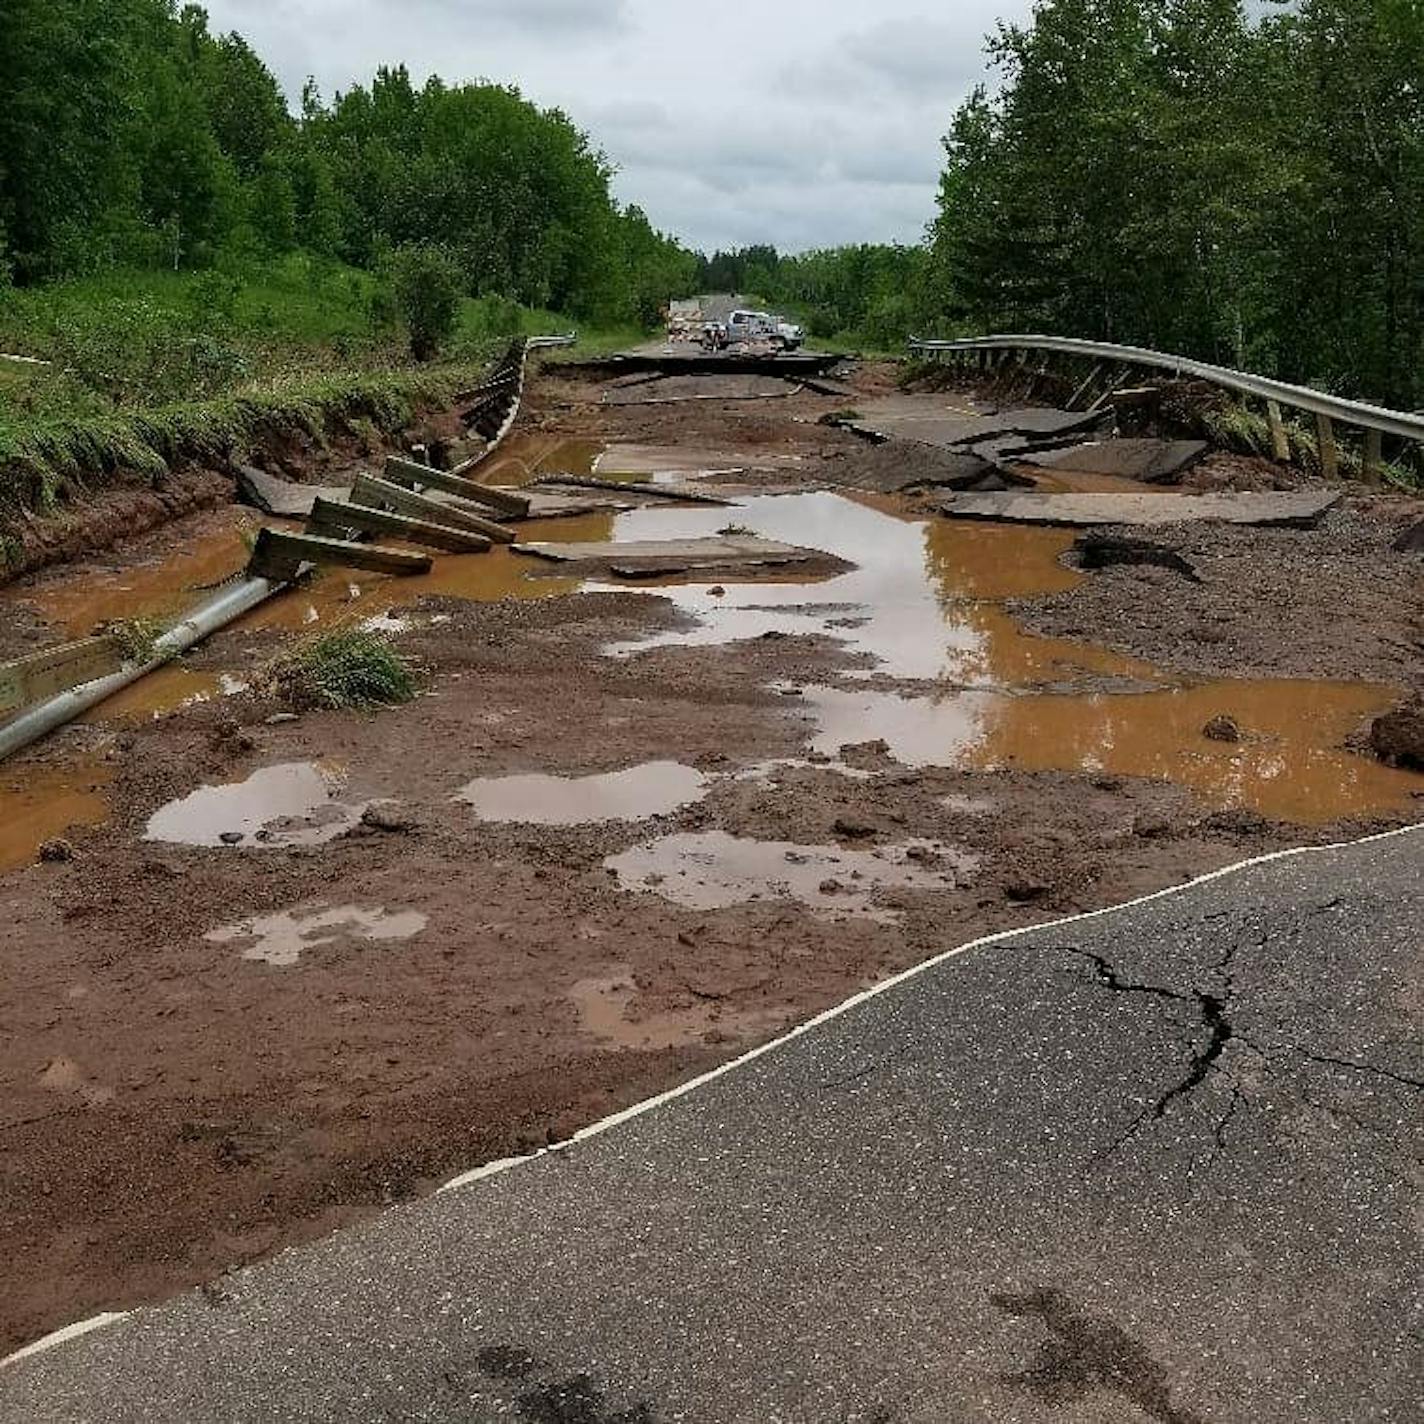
left=1369, top=700, right=1424, bottom=770
left=1202, top=715, right=1242, bottom=743
left=1074, top=535, right=1202, bottom=583
left=708, top=585, right=727, bottom=597
left=1392, top=520, right=1424, bottom=554
left=1133, top=812, right=1175, bottom=840
left=819, top=879, right=843, bottom=895
left=1004, top=879, right=1050, bottom=903
left=37, top=838, right=75, bottom=863
left=1188, top=624, right=1228, bottom=645
left=265, top=713, right=300, bottom=726
left=1091, top=775, right=1125, bottom=792
left=219, top=831, right=245, bottom=845
left=361, top=802, right=417, bottom=833
left=833, top=816, right=876, bottom=839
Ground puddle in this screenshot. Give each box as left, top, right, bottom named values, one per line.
left=457, top=761, right=708, bottom=825
left=239, top=512, right=614, bottom=632
left=7, top=522, right=258, bottom=638
left=799, top=681, right=1421, bottom=824
left=37, top=1056, right=114, bottom=1107
left=605, top=831, right=973, bottom=922
left=205, top=903, right=428, bottom=966
left=597, top=491, right=1152, bottom=686
left=473, top=435, right=605, bottom=487
left=0, top=760, right=114, bottom=871
left=569, top=964, right=781, bottom=1050
left=89, top=668, right=249, bottom=723
left=144, top=762, right=368, bottom=848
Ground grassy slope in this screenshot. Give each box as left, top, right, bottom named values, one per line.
left=0, top=257, right=634, bottom=532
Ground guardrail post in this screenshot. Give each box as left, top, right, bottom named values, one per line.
left=1362, top=429, right=1383, bottom=486
left=1265, top=401, right=1291, bottom=462
left=1314, top=412, right=1338, bottom=480
left=1067, top=363, right=1105, bottom=411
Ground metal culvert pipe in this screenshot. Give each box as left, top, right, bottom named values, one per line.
left=0, top=575, right=284, bottom=763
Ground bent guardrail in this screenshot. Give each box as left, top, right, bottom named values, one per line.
left=909, top=334, right=1423, bottom=481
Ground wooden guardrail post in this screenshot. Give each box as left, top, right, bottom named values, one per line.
left=1314, top=412, right=1339, bottom=480
left=1362, top=429, right=1383, bottom=487
left=1265, top=400, right=1291, bottom=462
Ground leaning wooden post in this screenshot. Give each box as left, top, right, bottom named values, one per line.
left=1314, top=412, right=1339, bottom=480
left=1362, top=428, right=1383, bottom=487
left=1265, top=400, right=1291, bottom=463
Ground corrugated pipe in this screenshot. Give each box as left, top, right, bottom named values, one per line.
left=0, top=576, right=283, bottom=763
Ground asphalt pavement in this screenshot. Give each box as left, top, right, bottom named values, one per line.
left=3, top=829, right=1420, bottom=1423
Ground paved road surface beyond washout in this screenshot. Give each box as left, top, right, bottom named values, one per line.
left=4, top=829, right=1421, bottom=1423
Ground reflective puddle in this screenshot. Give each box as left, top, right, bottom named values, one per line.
left=797, top=680, right=1419, bottom=824
left=473, top=434, right=605, bottom=487
left=605, top=831, right=973, bottom=922
left=144, top=762, right=368, bottom=848
left=90, top=668, right=249, bottom=723
left=4, top=521, right=258, bottom=638
left=457, top=761, right=709, bottom=825
left=205, top=903, right=428, bottom=966
left=0, top=760, right=114, bottom=871
left=569, top=964, right=783, bottom=1051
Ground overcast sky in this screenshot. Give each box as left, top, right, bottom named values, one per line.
left=200, top=0, right=1034, bottom=254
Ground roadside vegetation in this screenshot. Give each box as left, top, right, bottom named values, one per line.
left=264, top=629, right=419, bottom=712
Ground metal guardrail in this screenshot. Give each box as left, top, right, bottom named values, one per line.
left=908, top=334, right=1424, bottom=446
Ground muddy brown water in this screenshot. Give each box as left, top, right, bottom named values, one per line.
left=2, top=485, right=1421, bottom=866
left=458, top=761, right=709, bottom=825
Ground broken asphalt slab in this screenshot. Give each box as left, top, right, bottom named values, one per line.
left=846, top=402, right=1113, bottom=451
left=4, top=827, right=1419, bottom=1422
left=1018, top=438, right=1211, bottom=484
left=512, top=536, right=851, bottom=577
left=234, top=464, right=349, bottom=519
left=937, top=489, right=1342, bottom=528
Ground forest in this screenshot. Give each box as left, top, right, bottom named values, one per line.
left=1, top=0, right=1420, bottom=406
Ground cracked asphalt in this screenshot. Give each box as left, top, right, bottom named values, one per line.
left=3, top=829, right=1421, bottom=1423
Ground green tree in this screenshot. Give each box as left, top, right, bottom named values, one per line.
left=389, top=243, right=462, bottom=359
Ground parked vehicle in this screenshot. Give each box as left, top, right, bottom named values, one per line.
left=726, top=309, right=780, bottom=346
left=774, top=318, right=805, bottom=350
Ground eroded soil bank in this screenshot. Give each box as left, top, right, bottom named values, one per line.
left=1, top=359, right=1421, bottom=1354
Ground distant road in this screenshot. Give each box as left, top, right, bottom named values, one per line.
left=4, top=828, right=1420, bottom=1423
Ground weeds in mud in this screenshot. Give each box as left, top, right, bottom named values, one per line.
left=718, top=523, right=756, bottom=537
left=106, top=616, right=169, bottom=666
left=265, top=629, right=418, bottom=711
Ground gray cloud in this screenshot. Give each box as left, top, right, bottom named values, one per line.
left=201, top=0, right=1033, bottom=252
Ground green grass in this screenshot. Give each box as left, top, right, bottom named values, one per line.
left=265, top=629, right=418, bottom=711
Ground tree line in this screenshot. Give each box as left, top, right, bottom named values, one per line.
left=0, top=1, right=697, bottom=327
left=927, top=0, right=1424, bottom=408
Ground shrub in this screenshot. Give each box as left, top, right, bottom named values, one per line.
left=266, top=629, right=418, bottom=710
left=388, top=245, right=463, bottom=361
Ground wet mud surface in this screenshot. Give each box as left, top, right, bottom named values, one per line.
left=1, top=359, right=1421, bottom=1354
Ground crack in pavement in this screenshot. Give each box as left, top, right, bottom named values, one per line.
left=1053, top=906, right=1421, bottom=1165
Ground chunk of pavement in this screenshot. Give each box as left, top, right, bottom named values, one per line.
left=1369, top=700, right=1424, bottom=770
left=1019, top=439, right=1210, bottom=484
left=236, top=464, right=349, bottom=519
left=1393, top=520, right=1424, bottom=554
left=512, top=536, right=850, bottom=576
left=1075, top=534, right=1203, bottom=583
left=1203, top=715, right=1242, bottom=743
left=848, top=403, right=1113, bottom=450
left=937, top=490, right=1341, bottom=529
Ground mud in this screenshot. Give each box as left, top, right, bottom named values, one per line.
left=1, top=359, right=1421, bottom=1356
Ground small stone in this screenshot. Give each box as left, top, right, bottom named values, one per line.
left=1369, top=700, right=1424, bottom=771
left=833, top=816, right=876, bottom=839
left=1005, top=879, right=1050, bottom=903
left=218, top=831, right=245, bottom=845
left=1202, top=715, right=1241, bottom=743
left=1092, top=775, right=1125, bottom=792
left=38, top=838, right=75, bottom=863
left=806, top=751, right=832, bottom=765
left=819, top=879, right=843, bottom=895
left=708, top=585, right=727, bottom=597
left=1133, top=812, right=1174, bottom=840
left=779, top=686, right=804, bottom=698
left=265, top=713, right=300, bottom=726
left=360, top=803, right=416, bottom=834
